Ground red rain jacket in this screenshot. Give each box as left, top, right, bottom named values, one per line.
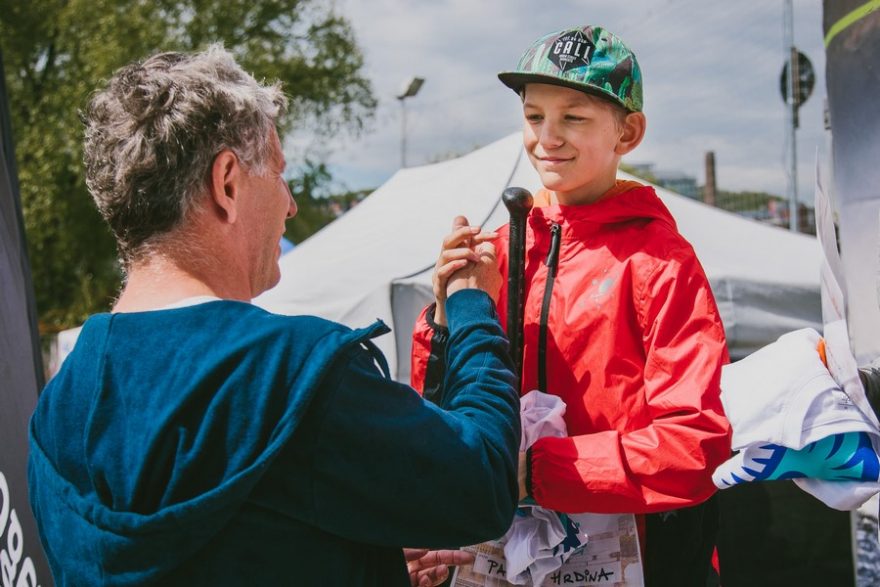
left=412, top=181, right=731, bottom=515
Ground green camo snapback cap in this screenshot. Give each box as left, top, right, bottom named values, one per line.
left=498, top=25, right=643, bottom=112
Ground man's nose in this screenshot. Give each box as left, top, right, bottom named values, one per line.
left=286, top=184, right=297, bottom=219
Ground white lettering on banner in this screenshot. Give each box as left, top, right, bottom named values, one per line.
left=0, top=472, right=8, bottom=532
left=0, top=473, right=41, bottom=587
left=14, top=559, right=37, bottom=587
left=1, top=510, right=23, bottom=586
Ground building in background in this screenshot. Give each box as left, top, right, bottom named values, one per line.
left=712, top=190, right=816, bottom=235
left=627, top=162, right=701, bottom=200
left=655, top=169, right=701, bottom=200
left=626, top=159, right=816, bottom=235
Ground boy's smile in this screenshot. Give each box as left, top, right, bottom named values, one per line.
left=521, top=83, right=644, bottom=206
left=536, top=155, right=574, bottom=167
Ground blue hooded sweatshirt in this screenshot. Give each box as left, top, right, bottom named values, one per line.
left=28, top=290, right=519, bottom=586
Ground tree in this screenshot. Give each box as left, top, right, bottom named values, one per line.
left=284, top=160, right=337, bottom=245
left=283, top=159, right=372, bottom=244
left=0, top=0, right=376, bottom=331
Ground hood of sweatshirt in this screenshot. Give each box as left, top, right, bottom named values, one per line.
left=28, top=301, right=388, bottom=585
left=529, top=181, right=678, bottom=231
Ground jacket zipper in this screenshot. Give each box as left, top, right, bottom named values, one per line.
left=538, top=222, right=561, bottom=392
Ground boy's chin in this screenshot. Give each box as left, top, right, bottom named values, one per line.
left=536, top=167, right=559, bottom=180
left=537, top=172, right=572, bottom=192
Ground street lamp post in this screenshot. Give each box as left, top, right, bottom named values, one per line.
left=784, top=0, right=798, bottom=232
left=780, top=1, right=814, bottom=233
left=397, top=77, right=424, bottom=168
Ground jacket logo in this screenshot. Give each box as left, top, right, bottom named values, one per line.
left=588, top=274, right=616, bottom=306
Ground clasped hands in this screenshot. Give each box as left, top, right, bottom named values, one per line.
left=432, top=216, right=501, bottom=327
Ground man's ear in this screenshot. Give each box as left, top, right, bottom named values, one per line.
left=208, top=149, right=242, bottom=224
left=615, top=112, right=646, bottom=156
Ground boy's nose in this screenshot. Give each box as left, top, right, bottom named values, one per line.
left=539, top=121, right=564, bottom=149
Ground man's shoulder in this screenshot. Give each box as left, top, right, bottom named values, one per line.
left=246, top=304, right=350, bottom=333
left=171, top=300, right=352, bottom=336
left=230, top=304, right=391, bottom=356
left=79, top=302, right=361, bottom=361
left=72, top=301, right=386, bottom=367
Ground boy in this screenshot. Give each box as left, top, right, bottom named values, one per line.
left=411, top=25, right=731, bottom=586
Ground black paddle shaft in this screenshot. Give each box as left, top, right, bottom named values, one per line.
left=501, top=187, right=533, bottom=384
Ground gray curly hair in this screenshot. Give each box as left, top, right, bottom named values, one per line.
left=83, top=44, right=288, bottom=265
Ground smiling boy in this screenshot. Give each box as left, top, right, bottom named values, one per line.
left=520, top=82, right=639, bottom=206
left=412, top=25, right=731, bottom=586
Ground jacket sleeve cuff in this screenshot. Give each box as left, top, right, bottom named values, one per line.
left=445, top=289, right=498, bottom=332
left=425, top=302, right=449, bottom=337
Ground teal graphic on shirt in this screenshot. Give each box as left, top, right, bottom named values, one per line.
left=715, top=431, right=880, bottom=487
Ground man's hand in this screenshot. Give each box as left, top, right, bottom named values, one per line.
left=404, top=548, right=475, bottom=587
left=432, top=216, right=499, bottom=326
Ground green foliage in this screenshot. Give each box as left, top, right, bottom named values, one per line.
left=619, top=162, right=659, bottom=185
left=285, top=160, right=336, bottom=244
left=713, top=189, right=784, bottom=212
left=0, top=0, right=376, bottom=331
left=284, top=159, right=371, bottom=244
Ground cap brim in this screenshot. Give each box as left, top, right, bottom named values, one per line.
left=497, top=71, right=633, bottom=111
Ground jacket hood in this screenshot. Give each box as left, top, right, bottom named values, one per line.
left=530, top=182, right=678, bottom=231
left=29, top=302, right=389, bottom=585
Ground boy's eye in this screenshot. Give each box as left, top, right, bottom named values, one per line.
left=525, top=114, right=543, bottom=123
left=565, top=114, right=587, bottom=122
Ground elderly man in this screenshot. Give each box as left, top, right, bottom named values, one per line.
left=27, top=46, right=519, bottom=586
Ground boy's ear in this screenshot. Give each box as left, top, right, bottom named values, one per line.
left=615, top=112, right=647, bottom=156
left=207, top=149, right=241, bottom=224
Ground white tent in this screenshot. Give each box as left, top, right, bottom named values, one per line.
left=256, top=133, right=823, bottom=382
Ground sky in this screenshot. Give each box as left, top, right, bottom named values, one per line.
left=290, top=0, right=828, bottom=204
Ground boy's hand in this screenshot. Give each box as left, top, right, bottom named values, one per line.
left=432, top=216, right=498, bottom=326
left=446, top=239, right=501, bottom=301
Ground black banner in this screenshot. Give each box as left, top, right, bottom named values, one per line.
left=823, top=1, right=880, bottom=363
left=0, top=47, right=53, bottom=585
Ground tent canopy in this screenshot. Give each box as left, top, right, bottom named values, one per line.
left=256, top=133, right=822, bottom=381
